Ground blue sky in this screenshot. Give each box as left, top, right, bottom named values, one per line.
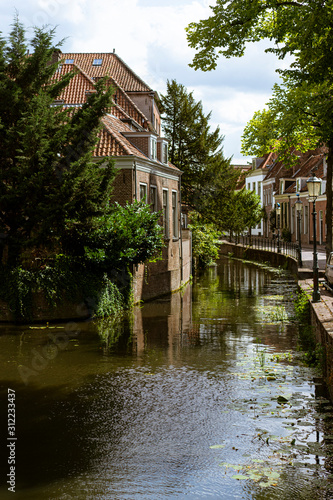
left=1, top=0, right=286, bottom=164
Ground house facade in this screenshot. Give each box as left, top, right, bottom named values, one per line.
left=245, top=155, right=274, bottom=235
left=249, top=147, right=327, bottom=246
left=56, top=51, right=191, bottom=301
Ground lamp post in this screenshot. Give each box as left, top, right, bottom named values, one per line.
left=307, top=173, right=322, bottom=303
left=276, top=203, right=281, bottom=253
left=295, top=194, right=303, bottom=268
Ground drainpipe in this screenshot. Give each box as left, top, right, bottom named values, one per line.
left=134, top=160, right=137, bottom=201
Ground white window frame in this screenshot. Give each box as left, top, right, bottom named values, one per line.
left=150, top=185, right=157, bottom=212
left=162, top=189, right=169, bottom=238
left=304, top=205, right=308, bottom=234
left=150, top=137, right=157, bottom=160
left=139, top=183, right=147, bottom=202
left=162, top=143, right=168, bottom=164
left=172, top=190, right=178, bottom=239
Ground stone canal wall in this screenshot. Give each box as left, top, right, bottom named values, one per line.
left=299, top=280, right=333, bottom=401
left=219, top=241, right=298, bottom=276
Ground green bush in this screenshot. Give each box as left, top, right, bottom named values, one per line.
left=0, top=257, right=128, bottom=321
left=281, top=227, right=292, bottom=242
left=189, top=213, right=220, bottom=270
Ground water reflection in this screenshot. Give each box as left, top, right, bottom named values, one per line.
left=0, top=257, right=333, bottom=499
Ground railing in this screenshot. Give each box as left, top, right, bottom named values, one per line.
left=229, top=235, right=299, bottom=261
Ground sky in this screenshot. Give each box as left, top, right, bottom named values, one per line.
left=1, top=0, right=289, bottom=164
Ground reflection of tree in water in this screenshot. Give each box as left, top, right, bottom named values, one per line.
left=191, top=258, right=272, bottom=328
left=96, top=313, right=133, bottom=353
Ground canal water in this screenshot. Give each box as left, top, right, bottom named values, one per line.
left=1, top=256, right=333, bottom=499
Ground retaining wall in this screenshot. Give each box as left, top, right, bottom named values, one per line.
left=299, top=280, right=333, bottom=401
left=219, top=241, right=298, bottom=276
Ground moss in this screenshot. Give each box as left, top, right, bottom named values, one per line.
left=294, top=290, right=323, bottom=367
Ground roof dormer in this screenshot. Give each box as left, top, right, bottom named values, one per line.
left=157, top=138, right=168, bottom=165
left=122, top=131, right=159, bottom=161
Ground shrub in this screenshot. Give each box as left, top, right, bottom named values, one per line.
left=189, top=213, right=220, bottom=270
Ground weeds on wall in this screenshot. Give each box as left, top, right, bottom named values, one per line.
left=0, top=256, right=129, bottom=321
left=294, top=290, right=324, bottom=367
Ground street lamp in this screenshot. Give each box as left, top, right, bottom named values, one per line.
left=276, top=203, right=281, bottom=253
left=307, top=172, right=322, bottom=302
left=295, top=194, right=303, bottom=268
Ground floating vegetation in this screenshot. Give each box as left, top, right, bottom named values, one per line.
left=264, top=295, right=285, bottom=301
left=254, top=304, right=289, bottom=324
left=211, top=338, right=333, bottom=492
left=219, top=458, right=283, bottom=488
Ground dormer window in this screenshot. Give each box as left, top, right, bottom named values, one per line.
left=150, top=137, right=157, bottom=160
left=162, top=143, right=168, bottom=164
left=92, top=58, right=103, bottom=66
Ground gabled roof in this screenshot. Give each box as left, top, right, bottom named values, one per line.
left=56, top=63, right=96, bottom=105
left=61, top=52, right=152, bottom=93
left=53, top=51, right=178, bottom=170
left=258, top=152, right=278, bottom=170
left=97, top=114, right=148, bottom=159
left=263, top=146, right=326, bottom=195
left=284, top=151, right=325, bottom=194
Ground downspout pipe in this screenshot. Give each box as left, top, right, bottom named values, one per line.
left=134, top=160, right=137, bottom=201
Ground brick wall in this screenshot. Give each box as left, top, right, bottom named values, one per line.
left=111, top=169, right=133, bottom=205
left=128, top=137, right=149, bottom=157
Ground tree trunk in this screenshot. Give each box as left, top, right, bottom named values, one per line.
left=326, top=140, right=333, bottom=259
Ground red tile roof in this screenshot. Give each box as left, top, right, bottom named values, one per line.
left=56, top=63, right=95, bottom=104
left=61, top=52, right=152, bottom=93
left=53, top=52, right=180, bottom=171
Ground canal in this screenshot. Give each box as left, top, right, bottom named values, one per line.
left=1, top=256, right=333, bottom=499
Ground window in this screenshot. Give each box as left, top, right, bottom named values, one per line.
left=304, top=205, right=308, bottom=234
left=172, top=191, right=178, bottom=239
left=258, top=181, right=262, bottom=198
left=92, top=58, right=103, bottom=66
left=140, top=183, right=147, bottom=202
left=65, top=58, right=74, bottom=64
left=163, top=189, right=169, bottom=238
left=162, top=143, right=168, bottom=164
left=291, top=206, right=295, bottom=235
left=150, top=185, right=157, bottom=211
left=150, top=137, right=157, bottom=160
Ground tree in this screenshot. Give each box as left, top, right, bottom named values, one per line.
left=186, top=1, right=330, bottom=75
left=188, top=211, right=220, bottom=270
left=186, top=0, right=333, bottom=254
left=240, top=78, right=332, bottom=255
left=0, top=18, right=116, bottom=266
left=221, top=189, right=263, bottom=238
left=160, top=79, right=239, bottom=225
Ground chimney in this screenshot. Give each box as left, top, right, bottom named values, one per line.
left=49, top=49, right=62, bottom=66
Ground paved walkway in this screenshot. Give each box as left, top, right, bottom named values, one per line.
left=300, top=244, right=327, bottom=271
left=295, top=245, right=333, bottom=322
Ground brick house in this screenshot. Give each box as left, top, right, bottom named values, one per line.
left=253, top=147, right=327, bottom=245
left=245, top=153, right=276, bottom=235
left=56, top=51, right=191, bottom=301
